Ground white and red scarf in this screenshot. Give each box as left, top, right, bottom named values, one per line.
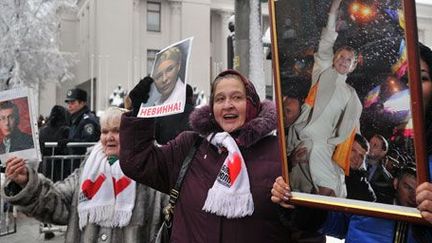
left=77, top=143, right=136, bottom=229
left=202, top=132, right=254, bottom=218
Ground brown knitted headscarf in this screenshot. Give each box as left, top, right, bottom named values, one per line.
left=209, top=69, right=262, bottom=124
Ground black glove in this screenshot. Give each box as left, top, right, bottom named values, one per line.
left=128, top=76, right=154, bottom=116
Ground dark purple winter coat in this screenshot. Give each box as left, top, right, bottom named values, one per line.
left=120, top=101, right=291, bottom=243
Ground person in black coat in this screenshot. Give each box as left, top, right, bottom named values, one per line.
left=39, top=105, right=71, bottom=184
left=366, top=134, right=394, bottom=204
left=39, top=105, right=70, bottom=156
left=346, top=134, right=376, bottom=202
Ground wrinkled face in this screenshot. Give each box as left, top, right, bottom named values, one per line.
left=420, top=58, right=431, bottom=110
left=368, top=136, right=386, bottom=160
left=100, top=120, right=120, bottom=157
left=66, top=100, right=85, bottom=115
left=0, top=108, right=16, bottom=137
left=394, top=174, right=417, bottom=207
left=154, top=59, right=180, bottom=100
left=350, top=141, right=367, bottom=170
left=213, top=77, right=247, bottom=133
left=283, top=97, right=301, bottom=127
left=333, top=49, right=356, bottom=75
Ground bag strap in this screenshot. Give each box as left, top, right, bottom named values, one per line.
left=164, top=136, right=203, bottom=223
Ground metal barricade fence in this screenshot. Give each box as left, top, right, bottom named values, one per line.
left=39, top=142, right=96, bottom=235
left=1, top=172, right=16, bottom=237
left=41, top=142, right=97, bottom=178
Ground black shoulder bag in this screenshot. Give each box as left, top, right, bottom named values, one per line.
left=152, top=137, right=203, bottom=243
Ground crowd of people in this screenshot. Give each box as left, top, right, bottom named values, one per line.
left=1, top=0, right=432, bottom=242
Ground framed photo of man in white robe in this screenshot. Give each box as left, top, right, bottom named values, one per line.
left=269, top=0, right=428, bottom=223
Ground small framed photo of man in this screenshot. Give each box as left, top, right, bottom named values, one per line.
left=0, top=88, right=40, bottom=168
left=138, top=37, right=193, bottom=118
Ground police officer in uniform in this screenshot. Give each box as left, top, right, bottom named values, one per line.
left=63, top=88, right=100, bottom=155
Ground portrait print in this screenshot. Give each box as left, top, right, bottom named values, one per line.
left=138, top=37, right=193, bottom=118
left=0, top=88, right=40, bottom=168
left=270, top=0, right=426, bottom=222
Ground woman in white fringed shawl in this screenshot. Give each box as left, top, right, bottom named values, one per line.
left=2, top=107, right=168, bottom=243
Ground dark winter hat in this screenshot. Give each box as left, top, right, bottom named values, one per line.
left=65, top=88, right=87, bottom=102
left=210, top=69, right=261, bottom=123
left=48, top=105, right=68, bottom=126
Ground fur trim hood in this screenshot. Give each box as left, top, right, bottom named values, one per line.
left=189, top=100, right=277, bottom=148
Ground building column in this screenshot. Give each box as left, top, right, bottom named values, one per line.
left=234, top=0, right=250, bottom=76
left=131, top=0, right=140, bottom=89
left=219, top=10, right=234, bottom=70
left=169, top=0, right=182, bottom=42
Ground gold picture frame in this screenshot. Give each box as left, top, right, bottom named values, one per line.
left=269, top=0, right=427, bottom=224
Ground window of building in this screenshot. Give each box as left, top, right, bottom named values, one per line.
left=147, top=2, right=161, bottom=32
left=147, top=49, right=159, bottom=75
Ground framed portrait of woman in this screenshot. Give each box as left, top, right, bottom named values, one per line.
left=138, top=37, right=193, bottom=118
left=269, top=0, right=428, bottom=223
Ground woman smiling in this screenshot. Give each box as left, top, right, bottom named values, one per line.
left=119, top=70, right=311, bottom=242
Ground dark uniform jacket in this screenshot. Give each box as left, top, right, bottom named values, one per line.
left=0, top=129, right=34, bottom=154
left=367, top=161, right=394, bottom=204
left=68, top=106, right=100, bottom=155
left=346, top=168, right=376, bottom=202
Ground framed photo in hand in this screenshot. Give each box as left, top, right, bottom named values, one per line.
left=269, top=0, right=428, bottom=223
left=0, top=88, right=41, bottom=169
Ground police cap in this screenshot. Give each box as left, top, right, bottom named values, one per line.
left=65, top=88, right=87, bottom=102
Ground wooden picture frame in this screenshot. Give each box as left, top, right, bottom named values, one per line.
left=269, top=0, right=427, bottom=224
